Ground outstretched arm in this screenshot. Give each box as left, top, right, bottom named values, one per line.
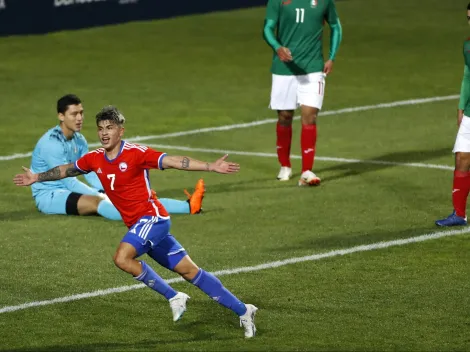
left=161, top=154, right=240, bottom=174
left=13, top=163, right=84, bottom=186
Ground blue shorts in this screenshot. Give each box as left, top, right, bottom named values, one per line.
left=121, top=217, right=187, bottom=270
left=35, top=189, right=73, bottom=215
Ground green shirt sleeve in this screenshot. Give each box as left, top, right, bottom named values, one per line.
left=460, top=39, right=470, bottom=110
left=263, top=0, right=282, bottom=51
left=325, top=0, right=342, bottom=61
left=459, top=65, right=470, bottom=110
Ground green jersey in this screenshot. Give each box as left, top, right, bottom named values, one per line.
left=460, top=38, right=470, bottom=116
left=264, top=0, right=341, bottom=76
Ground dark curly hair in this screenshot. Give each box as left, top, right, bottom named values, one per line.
left=95, top=106, right=126, bottom=126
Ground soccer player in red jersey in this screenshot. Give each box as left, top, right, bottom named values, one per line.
left=14, top=106, right=258, bottom=338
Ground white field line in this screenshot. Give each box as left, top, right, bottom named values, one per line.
left=146, top=144, right=454, bottom=171
left=0, top=95, right=459, bottom=162
left=1, top=226, right=469, bottom=315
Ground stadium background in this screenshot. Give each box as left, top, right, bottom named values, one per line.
left=0, top=0, right=469, bottom=351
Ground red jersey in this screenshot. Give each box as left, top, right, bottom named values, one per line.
left=75, top=141, right=170, bottom=228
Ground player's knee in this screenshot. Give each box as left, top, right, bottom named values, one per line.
left=302, top=111, right=318, bottom=125
left=278, top=110, right=294, bottom=125
left=175, top=259, right=199, bottom=281
left=455, top=152, right=470, bottom=171
left=77, top=195, right=101, bottom=215
left=184, top=266, right=200, bottom=281
left=113, top=251, right=129, bottom=270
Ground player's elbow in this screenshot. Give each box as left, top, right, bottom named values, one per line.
left=262, top=27, right=269, bottom=41
left=161, top=156, right=179, bottom=170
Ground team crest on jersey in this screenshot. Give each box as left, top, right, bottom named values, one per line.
left=119, top=162, right=128, bottom=172
left=311, top=0, right=317, bottom=7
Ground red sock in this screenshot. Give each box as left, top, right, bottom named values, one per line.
left=276, top=123, right=292, bottom=167
left=452, top=170, right=470, bottom=218
left=301, top=124, right=317, bottom=172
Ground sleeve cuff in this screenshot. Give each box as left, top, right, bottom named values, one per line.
left=74, top=161, right=86, bottom=173
left=158, top=153, right=167, bottom=170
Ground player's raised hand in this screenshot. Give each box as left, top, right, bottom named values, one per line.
left=13, top=167, right=38, bottom=186
left=211, top=154, right=240, bottom=174
left=323, top=60, right=334, bottom=75
left=277, top=47, right=293, bottom=62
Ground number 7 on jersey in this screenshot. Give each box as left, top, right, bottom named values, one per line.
left=107, top=174, right=116, bottom=191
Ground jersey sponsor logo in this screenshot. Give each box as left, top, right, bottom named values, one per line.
left=281, top=0, right=291, bottom=5
left=119, top=162, right=128, bottom=172
left=311, top=0, right=317, bottom=8
left=97, top=168, right=103, bottom=174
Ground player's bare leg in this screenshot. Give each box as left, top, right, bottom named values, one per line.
left=76, top=194, right=121, bottom=220
left=113, top=242, right=145, bottom=276
left=276, top=110, right=294, bottom=181
left=113, top=242, right=183, bottom=319
left=77, top=195, right=103, bottom=215
left=455, top=152, right=470, bottom=172
left=172, top=255, right=199, bottom=280
left=173, top=255, right=258, bottom=338
left=298, top=105, right=321, bottom=186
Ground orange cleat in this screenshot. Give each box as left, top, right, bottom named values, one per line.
left=184, top=179, right=205, bottom=214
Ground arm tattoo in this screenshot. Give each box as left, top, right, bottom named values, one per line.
left=181, top=157, right=190, bottom=169
left=65, top=167, right=82, bottom=177
left=37, top=166, right=61, bottom=181
left=205, top=162, right=210, bottom=171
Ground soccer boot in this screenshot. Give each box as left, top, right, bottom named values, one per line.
left=169, top=292, right=190, bottom=322
left=298, top=170, right=321, bottom=186
left=183, top=178, right=205, bottom=214
left=239, top=304, right=258, bottom=338
left=277, top=166, right=292, bottom=181
left=435, top=211, right=467, bottom=227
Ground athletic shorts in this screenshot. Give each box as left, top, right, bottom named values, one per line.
left=270, top=72, right=326, bottom=110
left=454, top=115, right=470, bottom=153
left=121, top=217, right=187, bottom=270
left=34, top=190, right=82, bottom=215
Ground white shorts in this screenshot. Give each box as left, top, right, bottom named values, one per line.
left=270, top=72, right=326, bottom=110
left=454, top=115, right=470, bottom=153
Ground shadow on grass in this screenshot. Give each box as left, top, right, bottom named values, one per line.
left=2, top=335, right=236, bottom=352
left=268, top=226, right=442, bottom=253
left=316, top=147, right=452, bottom=183
left=157, top=147, right=453, bottom=197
